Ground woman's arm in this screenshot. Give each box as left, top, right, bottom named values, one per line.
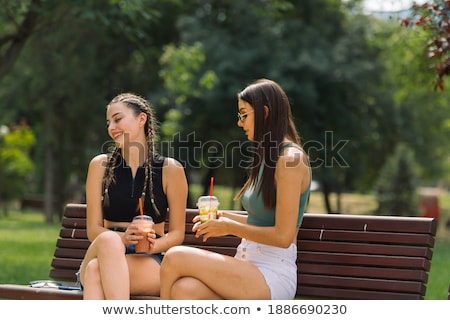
left=196, top=148, right=310, bottom=248
left=85, top=154, right=109, bottom=242
left=151, top=157, right=188, bottom=254
left=218, top=211, right=248, bottom=224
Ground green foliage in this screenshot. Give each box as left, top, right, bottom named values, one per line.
left=0, top=0, right=449, bottom=213
left=158, top=42, right=218, bottom=139
left=0, top=123, right=36, bottom=213
left=374, top=143, right=420, bottom=216
left=403, top=1, right=450, bottom=90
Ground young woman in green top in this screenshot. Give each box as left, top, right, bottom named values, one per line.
left=160, top=79, right=311, bottom=300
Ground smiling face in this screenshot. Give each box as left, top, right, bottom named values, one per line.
left=106, top=102, right=146, bottom=148
left=237, top=99, right=255, bottom=141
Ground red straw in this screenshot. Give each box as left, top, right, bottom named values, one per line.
left=209, top=176, right=214, bottom=197
left=209, top=177, right=214, bottom=210
left=139, top=198, right=144, bottom=216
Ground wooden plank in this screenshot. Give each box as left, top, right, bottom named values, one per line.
left=299, top=229, right=435, bottom=247
left=182, top=234, right=241, bottom=247
left=51, top=257, right=83, bottom=270
left=59, top=228, right=88, bottom=239
left=298, top=263, right=429, bottom=282
left=298, top=240, right=434, bottom=259
left=49, top=269, right=80, bottom=282
left=56, top=238, right=90, bottom=250
left=298, top=274, right=425, bottom=295
left=297, top=286, right=423, bottom=300
left=0, top=284, right=83, bottom=300
left=299, top=251, right=431, bottom=270
left=298, top=251, right=431, bottom=270
left=54, top=248, right=87, bottom=259
left=64, top=204, right=89, bottom=218
left=62, top=217, right=86, bottom=229
left=300, top=214, right=437, bottom=234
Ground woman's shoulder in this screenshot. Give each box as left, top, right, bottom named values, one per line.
left=278, top=143, right=309, bottom=169
left=89, top=153, right=108, bottom=165
left=87, top=154, right=109, bottom=178
left=162, top=156, right=185, bottom=170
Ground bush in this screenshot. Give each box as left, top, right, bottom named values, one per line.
left=374, top=143, right=420, bottom=216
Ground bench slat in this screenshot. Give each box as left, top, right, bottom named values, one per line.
left=59, top=228, right=88, bottom=239
left=299, top=229, right=435, bottom=247
left=54, top=248, right=87, bottom=259
left=300, top=214, right=437, bottom=234
left=0, top=284, right=83, bottom=300
left=62, top=217, right=86, bottom=229
left=182, top=234, right=241, bottom=247
left=49, top=269, right=80, bottom=282
left=298, top=274, right=426, bottom=295
left=297, top=286, right=424, bottom=300
left=299, top=263, right=428, bottom=282
left=299, top=251, right=431, bottom=270
left=56, top=238, right=90, bottom=250
left=51, top=257, right=83, bottom=270
left=299, top=240, right=433, bottom=259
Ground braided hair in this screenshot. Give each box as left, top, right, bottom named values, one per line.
left=101, top=93, right=160, bottom=216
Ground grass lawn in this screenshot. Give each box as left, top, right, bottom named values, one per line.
left=1, top=188, right=449, bottom=299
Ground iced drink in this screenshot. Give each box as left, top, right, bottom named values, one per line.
left=132, top=215, right=154, bottom=253
left=197, top=196, right=219, bottom=223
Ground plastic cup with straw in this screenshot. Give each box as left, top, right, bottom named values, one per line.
left=197, top=177, right=219, bottom=223
left=133, top=197, right=153, bottom=253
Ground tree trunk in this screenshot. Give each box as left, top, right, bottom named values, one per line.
left=44, top=113, right=54, bottom=224
left=322, top=181, right=332, bottom=213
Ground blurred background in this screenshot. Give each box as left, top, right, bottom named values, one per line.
left=1, top=0, right=450, bottom=299
left=0, top=0, right=449, bottom=223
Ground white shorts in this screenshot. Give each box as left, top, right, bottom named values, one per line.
left=234, top=239, right=297, bottom=300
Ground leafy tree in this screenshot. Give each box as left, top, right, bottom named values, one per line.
left=0, top=121, right=36, bottom=215
left=374, top=143, right=420, bottom=216
left=0, top=0, right=43, bottom=79
left=174, top=0, right=386, bottom=211
left=0, top=0, right=178, bottom=222
left=402, top=0, right=450, bottom=90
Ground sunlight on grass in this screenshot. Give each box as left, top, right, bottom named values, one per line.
left=0, top=212, right=59, bottom=284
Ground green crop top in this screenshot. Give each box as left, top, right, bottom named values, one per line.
left=241, top=144, right=311, bottom=227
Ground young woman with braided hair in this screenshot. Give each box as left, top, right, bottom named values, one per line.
left=78, top=93, right=188, bottom=299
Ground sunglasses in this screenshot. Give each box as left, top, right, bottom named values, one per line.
left=237, top=110, right=254, bottom=122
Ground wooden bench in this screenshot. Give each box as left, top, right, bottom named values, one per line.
left=0, top=203, right=437, bottom=300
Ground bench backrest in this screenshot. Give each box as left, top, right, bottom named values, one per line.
left=51, top=204, right=437, bottom=299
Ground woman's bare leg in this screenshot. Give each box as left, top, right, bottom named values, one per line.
left=82, top=258, right=105, bottom=299
left=160, top=246, right=271, bottom=300
left=170, top=276, right=222, bottom=299
left=127, top=255, right=161, bottom=296
left=79, top=231, right=130, bottom=299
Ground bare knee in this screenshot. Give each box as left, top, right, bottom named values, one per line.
left=83, top=258, right=101, bottom=287
left=161, top=246, right=190, bottom=272
left=95, top=231, right=123, bottom=251
left=170, top=277, right=201, bottom=299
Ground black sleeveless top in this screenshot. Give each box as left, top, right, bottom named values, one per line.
left=102, top=153, right=168, bottom=224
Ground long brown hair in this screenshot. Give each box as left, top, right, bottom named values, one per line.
left=102, top=93, right=160, bottom=215
left=234, top=79, right=301, bottom=209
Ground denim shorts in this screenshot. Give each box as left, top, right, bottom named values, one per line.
left=125, top=245, right=164, bottom=264
left=234, top=238, right=297, bottom=300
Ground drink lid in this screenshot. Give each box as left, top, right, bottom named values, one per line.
left=197, top=195, right=219, bottom=207
left=133, top=215, right=153, bottom=222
